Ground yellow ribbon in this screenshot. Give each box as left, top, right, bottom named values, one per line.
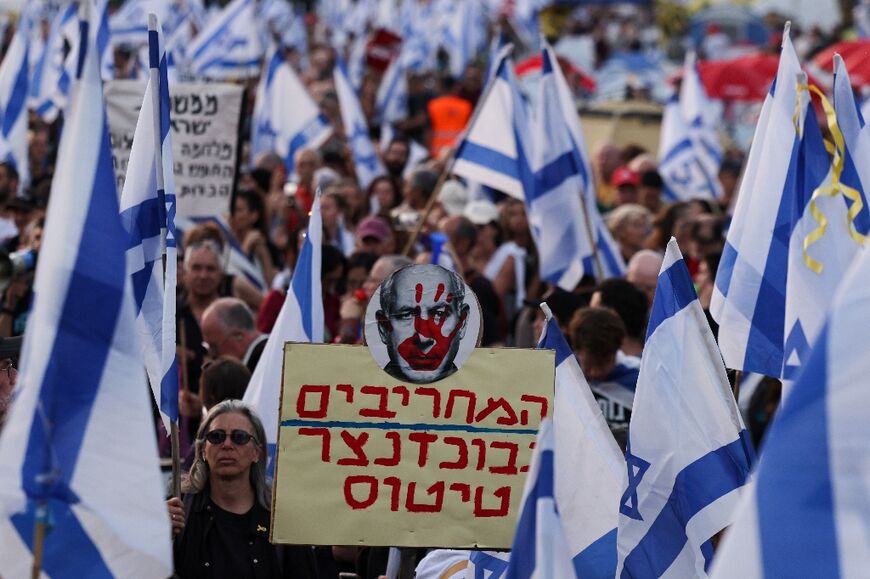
left=795, top=83, right=867, bottom=274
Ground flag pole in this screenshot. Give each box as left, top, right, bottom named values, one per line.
left=31, top=501, right=47, bottom=579
left=149, top=13, right=181, bottom=498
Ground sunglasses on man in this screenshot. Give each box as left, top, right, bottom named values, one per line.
left=204, top=429, right=258, bottom=446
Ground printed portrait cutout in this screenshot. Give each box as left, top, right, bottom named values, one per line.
left=365, top=264, right=482, bottom=384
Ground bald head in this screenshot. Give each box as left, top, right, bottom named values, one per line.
left=626, top=250, right=663, bottom=306
left=201, top=298, right=261, bottom=361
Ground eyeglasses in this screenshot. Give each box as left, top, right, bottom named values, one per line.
left=204, top=429, right=258, bottom=446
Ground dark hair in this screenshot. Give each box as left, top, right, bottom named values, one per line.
left=366, top=175, right=401, bottom=214
left=249, top=168, right=272, bottom=193
left=569, top=307, right=625, bottom=362
left=233, top=189, right=269, bottom=237
left=595, top=278, right=649, bottom=340
left=0, top=161, right=19, bottom=184
left=640, top=170, right=663, bottom=188
left=410, top=169, right=439, bottom=200
left=347, top=251, right=378, bottom=273
left=321, top=244, right=346, bottom=280
left=200, top=357, right=251, bottom=410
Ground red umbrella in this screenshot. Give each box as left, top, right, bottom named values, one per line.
left=694, top=53, right=781, bottom=101
left=812, top=39, right=870, bottom=87
left=515, top=53, right=597, bottom=93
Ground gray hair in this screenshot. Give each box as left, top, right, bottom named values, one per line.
left=410, top=168, right=439, bottom=200
left=379, top=264, right=465, bottom=315
left=205, top=297, right=256, bottom=332
left=182, top=400, right=271, bottom=509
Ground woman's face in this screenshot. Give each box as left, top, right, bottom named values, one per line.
left=232, top=197, right=258, bottom=232
left=618, top=214, right=649, bottom=250
left=320, top=195, right=339, bottom=228
left=203, top=411, right=262, bottom=481
left=372, top=180, right=397, bottom=213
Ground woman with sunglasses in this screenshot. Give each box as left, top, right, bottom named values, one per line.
left=167, top=400, right=317, bottom=577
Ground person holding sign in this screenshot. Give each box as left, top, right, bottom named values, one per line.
left=167, top=400, right=317, bottom=578
left=375, top=264, right=470, bottom=384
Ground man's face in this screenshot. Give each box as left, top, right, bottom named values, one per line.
left=384, top=142, right=409, bottom=176
left=377, top=267, right=469, bottom=384
left=576, top=349, right=616, bottom=382
left=185, top=247, right=223, bottom=300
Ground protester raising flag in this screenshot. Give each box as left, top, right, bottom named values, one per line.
left=538, top=305, right=622, bottom=577
left=119, top=13, right=179, bottom=432
left=711, top=23, right=802, bottom=378
left=334, top=57, right=386, bottom=190
left=244, top=190, right=323, bottom=476
left=711, top=240, right=870, bottom=578
left=0, top=2, right=172, bottom=576
left=0, top=8, right=30, bottom=192
left=617, top=238, right=753, bottom=578
left=187, top=0, right=263, bottom=80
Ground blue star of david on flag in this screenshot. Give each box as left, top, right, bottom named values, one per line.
left=620, top=449, right=650, bottom=521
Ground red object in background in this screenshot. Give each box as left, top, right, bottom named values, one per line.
left=687, top=52, right=820, bottom=101
left=366, top=28, right=403, bottom=74
left=812, top=40, right=870, bottom=88
left=515, top=53, right=597, bottom=93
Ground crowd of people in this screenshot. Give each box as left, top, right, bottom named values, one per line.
left=2, top=0, right=853, bottom=576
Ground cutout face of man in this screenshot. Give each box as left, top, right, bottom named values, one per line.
left=376, top=265, right=470, bottom=384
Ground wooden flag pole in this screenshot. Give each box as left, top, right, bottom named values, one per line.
left=31, top=501, right=47, bottom=579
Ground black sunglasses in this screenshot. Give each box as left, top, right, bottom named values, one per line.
left=205, top=429, right=258, bottom=446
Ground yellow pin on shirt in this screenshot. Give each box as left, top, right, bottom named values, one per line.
left=257, top=524, right=268, bottom=533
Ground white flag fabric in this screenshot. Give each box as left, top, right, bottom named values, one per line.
left=711, top=23, right=802, bottom=377
left=0, top=2, right=172, bottom=577
left=375, top=52, right=408, bottom=126
left=334, top=58, right=386, bottom=190
left=711, top=239, right=870, bottom=578
left=679, top=51, right=723, bottom=198
left=617, top=238, right=753, bottom=578
left=0, top=10, right=30, bottom=191
left=187, top=0, right=263, bottom=79
left=119, top=14, right=180, bottom=432
left=28, top=3, right=77, bottom=122
left=243, top=191, right=323, bottom=476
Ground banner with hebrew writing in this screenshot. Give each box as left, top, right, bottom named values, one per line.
left=104, top=80, right=243, bottom=218
left=271, top=343, right=554, bottom=548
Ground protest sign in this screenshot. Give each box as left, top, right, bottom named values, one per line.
left=104, top=80, right=243, bottom=218
left=271, top=343, right=554, bottom=548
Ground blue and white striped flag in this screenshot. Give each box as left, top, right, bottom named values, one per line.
left=658, top=92, right=721, bottom=201
left=710, top=24, right=802, bottom=377
left=187, top=0, right=263, bottom=80
left=617, top=238, right=754, bottom=578
left=453, top=45, right=532, bottom=202
left=710, top=236, right=870, bottom=578
left=119, top=13, right=179, bottom=432
left=0, top=10, right=30, bottom=191
left=537, top=306, right=623, bottom=578
left=440, top=0, right=487, bottom=79
left=504, top=418, right=576, bottom=579
left=375, top=51, right=408, bottom=126
left=28, top=2, right=77, bottom=122
left=250, top=42, right=332, bottom=171
left=834, top=55, right=870, bottom=204
left=0, top=2, right=172, bottom=576
left=108, top=0, right=171, bottom=47
left=243, top=190, right=323, bottom=476
left=680, top=51, right=723, bottom=198
left=782, top=77, right=869, bottom=390
left=334, top=58, right=386, bottom=190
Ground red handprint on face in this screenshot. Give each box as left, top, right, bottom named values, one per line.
left=397, top=283, right=468, bottom=371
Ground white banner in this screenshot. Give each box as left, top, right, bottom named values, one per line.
left=105, top=80, right=243, bottom=218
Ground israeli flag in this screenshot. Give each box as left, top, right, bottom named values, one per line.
left=834, top=55, right=870, bottom=202
left=505, top=418, right=576, bottom=579
left=530, top=46, right=595, bottom=289
left=710, top=231, right=870, bottom=579
left=0, top=9, right=30, bottom=191
left=119, top=14, right=179, bottom=432
left=251, top=48, right=331, bottom=173
left=28, top=2, right=77, bottom=122
left=334, top=58, right=386, bottom=190
left=0, top=3, right=172, bottom=576
left=711, top=24, right=803, bottom=377
left=109, top=0, right=171, bottom=46
left=440, top=0, right=487, bottom=79
left=538, top=307, right=623, bottom=578
left=453, top=45, right=533, bottom=202
left=188, top=0, right=263, bottom=80
left=243, top=190, right=323, bottom=476
left=617, top=238, right=754, bottom=578
left=782, top=77, right=869, bottom=390
left=658, top=92, right=721, bottom=201
left=679, top=51, right=723, bottom=198
left=374, top=52, right=408, bottom=126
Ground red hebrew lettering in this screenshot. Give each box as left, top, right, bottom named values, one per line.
left=392, top=385, right=410, bottom=406
left=519, top=395, right=549, bottom=424
left=439, top=436, right=468, bottom=469
left=475, top=397, right=519, bottom=426
left=474, top=486, right=511, bottom=517
left=383, top=476, right=402, bottom=511
left=344, top=476, right=378, bottom=510
left=337, top=430, right=370, bottom=466
left=414, top=387, right=442, bottom=418
left=406, top=481, right=445, bottom=513
left=298, top=428, right=331, bottom=462
left=488, top=441, right=519, bottom=475
left=445, top=390, right=477, bottom=424
left=448, top=483, right=471, bottom=502
left=296, top=385, right=330, bottom=418
left=408, top=432, right=438, bottom=467
left=336, top=383, right=354, bottom=403
left=358, top=385, right=397, bottom=419
left=374, top=431, right=402, bottom=467
left=521, top=441, right=536, bottom=473
left=471, top=438, right=487, bottom=471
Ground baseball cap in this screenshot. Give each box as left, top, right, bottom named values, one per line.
left=356, top=216, right=392, bottom=242
left=463, top=200, right=499, bottom=225
left=611, top=166, right=640, bottom=188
